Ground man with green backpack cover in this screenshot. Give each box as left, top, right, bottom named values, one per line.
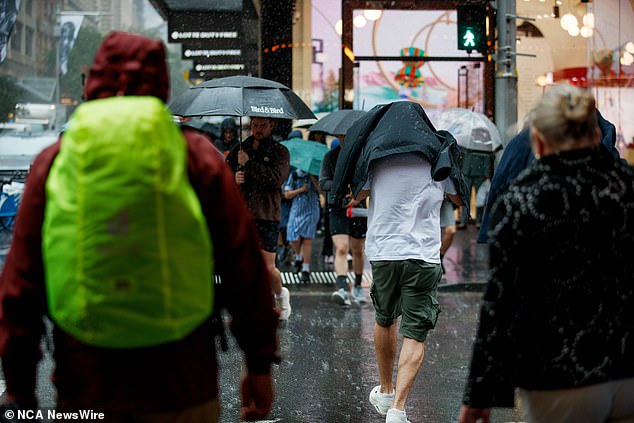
left=0, top=31, right=279, bottom=422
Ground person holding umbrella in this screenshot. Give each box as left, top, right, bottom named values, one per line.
left=227, top=117, right=292, bottom=321
left=169, top=75, right=315, bottom=322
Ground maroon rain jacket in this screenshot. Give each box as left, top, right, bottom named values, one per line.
left=0, top=31, right=279, bottom=412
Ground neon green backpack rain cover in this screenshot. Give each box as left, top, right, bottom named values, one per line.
left=43, top=96, right=213, bottom=348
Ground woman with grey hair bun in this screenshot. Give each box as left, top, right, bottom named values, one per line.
left=459, top=84, right=634, bottom=423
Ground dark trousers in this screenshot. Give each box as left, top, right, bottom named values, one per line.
left=321, top=206, right=333, bottom=256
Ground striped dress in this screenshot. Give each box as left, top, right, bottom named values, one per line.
left=284, top=170, right=320, bottom=241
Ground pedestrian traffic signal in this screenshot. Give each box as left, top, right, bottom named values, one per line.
left=456, top=4, right=488, bottom=54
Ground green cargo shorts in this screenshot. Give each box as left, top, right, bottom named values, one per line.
left=370, top=259, right=442, bottom=342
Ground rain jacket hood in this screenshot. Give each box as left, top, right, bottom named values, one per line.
left=84, top=31, right=170, bottom=102
left=221, top=117, right=237, bottom=131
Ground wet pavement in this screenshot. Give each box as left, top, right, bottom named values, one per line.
left=0, top=225, right=526, bottom=422
left=215, top=225, right=525, bottom=422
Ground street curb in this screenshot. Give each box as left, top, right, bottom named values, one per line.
left=438, top=281, right=487, bottom=292
left=284, top=281, right=488, bottom=296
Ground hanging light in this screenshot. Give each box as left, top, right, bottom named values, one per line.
left=353, top=14, right=367, bottom=28
left=582, top=13, right=595, bottom=28
left=560, top=13, right=578, bottom=30
left=621, top=52, right=633, bottom=66
left=535, top=75, right=548, bottom=87
left=363, top=10, right=382, bottom=21
left=568, top=25, right=580, bottom=37
left=335, top=19, right=342, bottom=36
left=580, top=26, right=593, bottom=38
left=625, top=41, right=634, bottom=54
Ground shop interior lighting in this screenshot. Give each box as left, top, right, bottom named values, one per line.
left=353, top=14, right=367, bottom=28
left=363, top=10, right=382, bottom=21
left=580, top=25, right=593, bottom=37
left=560, top=13, right=578, bottom=30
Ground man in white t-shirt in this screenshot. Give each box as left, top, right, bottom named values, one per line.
left=351, top=152, right=463, bottom=423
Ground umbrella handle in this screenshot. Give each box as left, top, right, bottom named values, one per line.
left=239, top=116, right=243, bottom=147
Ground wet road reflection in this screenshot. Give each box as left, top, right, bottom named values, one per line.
left=1, top=225, right=525, bottom=422
left=217, top=289, right=525, bottom=422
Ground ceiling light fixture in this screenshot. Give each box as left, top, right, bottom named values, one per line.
left=363, top=10, right=382, bottom=21
left=560, top=13, right=578, bottom=30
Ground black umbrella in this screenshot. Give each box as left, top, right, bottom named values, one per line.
left=331, top=100, right=469, bottom=211
left=180, top=119, right=221, bottom=140
left=308, top=109, right=367, bottom=136
left=168, top=75, right=316, bottom=120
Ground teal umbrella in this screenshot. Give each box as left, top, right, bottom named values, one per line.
left=280, top=138, right=329, bottom=176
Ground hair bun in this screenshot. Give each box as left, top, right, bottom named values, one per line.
left=562, top=91, right=594, bottom=123
left=530, top=84, right=597, bottom=143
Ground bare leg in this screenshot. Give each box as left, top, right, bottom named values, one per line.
left=350, top=236, right=365, bottom=275
left=332, top=234, right=350, bottom=277
left=374, top=322, right=398, bottom=394
left=262, top=250, right=282, bottom=295
left=392, top=337, right=425, bottom=411
left=440, top=224, right=456, bottom=256
left=301, top=238, right=312, bottom=266
left=290, top=239, right=302, bottom=258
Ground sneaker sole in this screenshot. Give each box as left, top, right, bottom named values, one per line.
left=369, top=387, right=393, bottom=416
left=331, top=292, right=346, bottom=305
left=386, top=409, right=411, bottom=423
left=331, top=293, right=351, bottom=306
left=369, top=396, right=390, bottom=416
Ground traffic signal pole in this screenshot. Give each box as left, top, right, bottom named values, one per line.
left=495, top=0, right=518, bottom=146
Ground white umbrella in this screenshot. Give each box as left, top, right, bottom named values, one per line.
left=434, top=108, right=503, bottom=153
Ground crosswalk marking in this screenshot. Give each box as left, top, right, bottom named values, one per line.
left=284, top=270, right=373, bottom=285
left=214, top=271, right=373, bottom=286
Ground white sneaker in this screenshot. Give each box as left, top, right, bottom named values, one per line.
left=331, top=288, right=351, bottom=306
left=386, top=408, right=411, bottom=423
left=353, top=286, right=368, bottom=304
left=276, top=287, right=291, bottom=321
left=368, top=385, right=394, bottom=416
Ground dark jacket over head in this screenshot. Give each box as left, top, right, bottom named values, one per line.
left=331, top=101, right=469, bottom=210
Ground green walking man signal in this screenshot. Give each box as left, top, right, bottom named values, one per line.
left=463, top=29, right=476, bottom=48
left=456, top=4, right=488, bottom=54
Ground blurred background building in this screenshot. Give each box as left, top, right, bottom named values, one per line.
left=0, top=0, right=632, bottom=156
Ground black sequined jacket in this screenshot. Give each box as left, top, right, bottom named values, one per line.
left=463, top=146, right=634, bottom=408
